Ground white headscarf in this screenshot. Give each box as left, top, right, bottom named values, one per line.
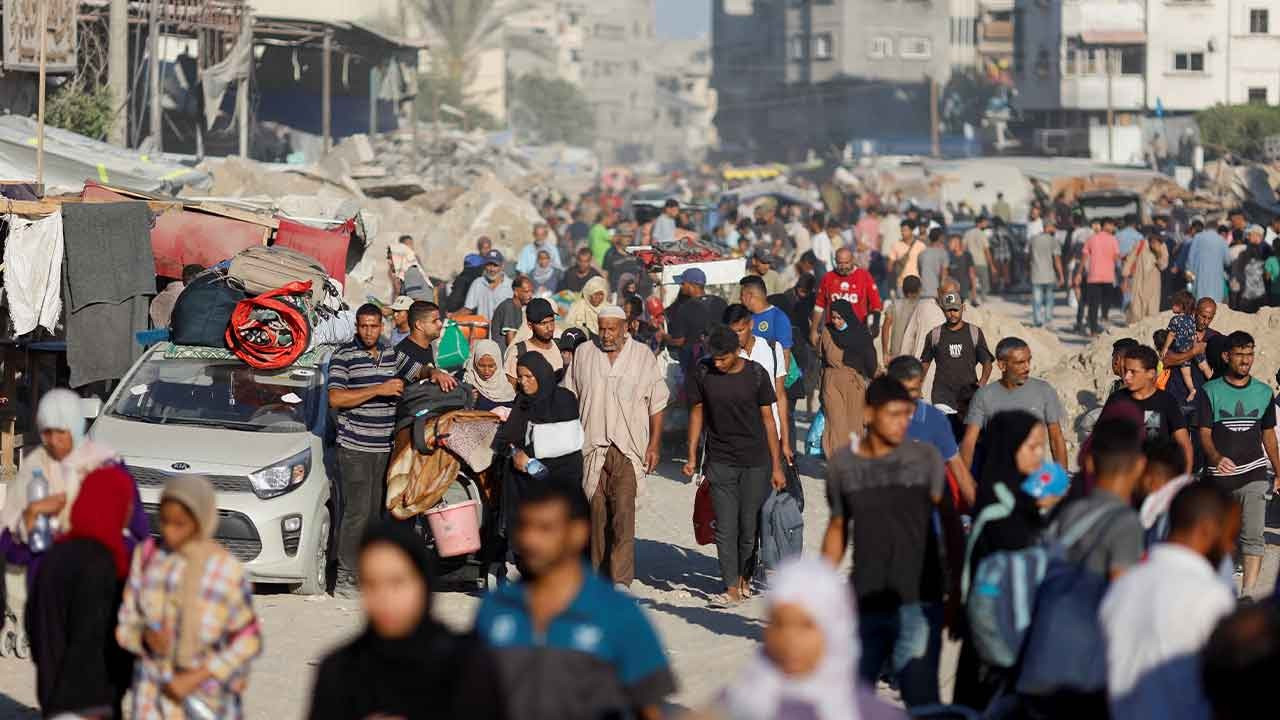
left=463, top=339, right=516, bottom=404
left=35, top=388, right=85, bottom=445
left=720, top=557, right=863, bottom=720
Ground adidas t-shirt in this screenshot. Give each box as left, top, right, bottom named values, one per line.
left=1196, top=376, right=1277, bottom=490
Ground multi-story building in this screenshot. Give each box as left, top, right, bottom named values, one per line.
left=579, top=0, right=658, bottom=163
left=1226, top=0, right=1280, bottom=105
left=977, top=0, right=1014, bottom=85
left=951, top=0, right=980, bottom=71
left=653, top=37, right=718, bottom=166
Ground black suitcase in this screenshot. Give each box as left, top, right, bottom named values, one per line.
left=170, top=269, right=246, bottom=348
left=394, top=379, right=475, bottom=433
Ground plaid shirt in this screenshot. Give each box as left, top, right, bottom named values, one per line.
left=117, top=539, right=261, bottom=719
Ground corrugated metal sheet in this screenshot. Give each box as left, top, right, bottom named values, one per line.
left=0, top=115, right=211, bottom=194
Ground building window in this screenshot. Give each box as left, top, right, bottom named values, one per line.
left=1252, top=9, right=1269, bottom=34
left=869, top=36, right=893, bottom=59
left=900, top=36, right=933, bottom=60
left=1119, top=46, right=1144, bottom=75
left=1064, top=48, right=1077, bottom=76
left=789, top=35, right=807, bottom=61
left=814, top=32, right=834, bottom=60
left=1173, top=51, right=1205, bottom=72
left=1084, top=48, right=1098, bottom=74
left=1249, top=87, right=1268, bottom=104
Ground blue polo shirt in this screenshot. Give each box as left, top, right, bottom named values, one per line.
left=910, top=400, right=958, bottom=461
left=474, top=567, right=676, bottom=719
left=327, top=339, right=421, bottom=452
left=752, top=305, right=793, bottom=349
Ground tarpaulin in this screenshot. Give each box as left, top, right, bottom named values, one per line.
left=81, top=183, right=266, bottom=278
left=274, top=218, right=351, bottom=284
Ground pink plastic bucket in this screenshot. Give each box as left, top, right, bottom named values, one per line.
left=425, top=500, right=482, bottom=557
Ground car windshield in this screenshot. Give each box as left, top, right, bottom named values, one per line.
left=106, top=355, right=323, bottom=433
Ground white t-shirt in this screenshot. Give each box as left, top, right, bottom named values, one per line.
left=1099, top=543, right=1234, bottom=720
left=739, top=337, right=787, bottom=439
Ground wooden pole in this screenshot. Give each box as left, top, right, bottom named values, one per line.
left=148, top=0, right=163, bottom=153
left=237, top=12, right=250, bottom=158
left=107, top=0, right=128, bottom=146
left=369, top=65, right=379, bottom=136
left=35, top=0, right=48, bottom=189
left=929, top=75, right=940, bottom=158
left=321, top=28, right=333, bottom=153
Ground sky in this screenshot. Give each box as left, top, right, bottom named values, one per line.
left=655, top=0, right=711, bottom=40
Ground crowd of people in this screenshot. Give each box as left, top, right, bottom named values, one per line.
left=10, top=172, right=1280, bottom=720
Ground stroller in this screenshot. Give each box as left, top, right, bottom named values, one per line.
left=384, top=381, right=507, bottom=591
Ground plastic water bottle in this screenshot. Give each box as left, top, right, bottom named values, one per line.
left=27, top=469, right=51, bottom=553
left=525, top=457, right=549, bottom=480
left=183, top=696, right=217, bottom=720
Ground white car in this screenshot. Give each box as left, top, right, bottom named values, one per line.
left=89, top=344, right=335, bottom=595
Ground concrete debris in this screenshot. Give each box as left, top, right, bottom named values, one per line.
left=354, top=127, right=543, bottom=199
left=963, top=304, right=1064, bottom=369
left=418, top=171, right=546, bottom=272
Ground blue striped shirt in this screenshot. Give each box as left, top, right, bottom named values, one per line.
left=328, top=340, right=422, bottom=452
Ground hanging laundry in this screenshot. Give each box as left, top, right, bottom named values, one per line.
left=3, top=213, right=64, bottom=336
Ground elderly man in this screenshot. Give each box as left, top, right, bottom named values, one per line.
left=566, top=305, right=668, bottom=589
left=463, top=250, right=512, bottom=321
left=960, top=336, right=1068, bottom=468
left=516, top=223, right=562, bottom=275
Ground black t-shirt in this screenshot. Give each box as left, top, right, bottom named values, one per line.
left=825, top=440, right=946, bottom=612
left=1106, top=388, right=1187, bottom=441
left=562, top=267, right=601, bottom=294
left=920, top=322, right=992, bottom=411
left=686, top=359, right=776, bottom=466
left=395, top=337, right=435, bottom=376
left=666, top=294, right=728, bottom=346
left=949, top=251, right=975, bottom=298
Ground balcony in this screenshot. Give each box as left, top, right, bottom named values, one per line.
left=981, top=0, right=1014, bottom=10
left=979, top=19, right=1013, bottom=55
left=1062, top=0, right=1145, bottom=39
left=1061, top=75, right=1145, bottom=111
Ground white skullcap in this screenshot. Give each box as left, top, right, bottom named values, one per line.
left=597, top=305, right=627, bottom=320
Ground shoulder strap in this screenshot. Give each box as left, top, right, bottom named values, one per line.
left=961, top=482, right=1018, bottom=598
left=1058, top=502, right=1126, bottom=550
left=766, top=337, right=779, bottom=378
left=517, top=341, right=528, bottom=357
left=930, top=325, right=942, bottom=348
left=970, top=323, right=981, bottom=346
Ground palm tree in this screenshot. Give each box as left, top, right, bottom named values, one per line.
left=410, top=0, right=536, bottom=112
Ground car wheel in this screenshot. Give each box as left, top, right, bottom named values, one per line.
left=294, top=506, right=331, bottom=596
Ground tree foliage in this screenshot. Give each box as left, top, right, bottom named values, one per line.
left=45, top=79, right=115, bottom=141
left=509, top=73, right=595, bottom=145
left=1197, top=104, right=1280, bottom=160
left=410, top=0, right=532, bottom=114
left=415, top=70, right=500, bottom=129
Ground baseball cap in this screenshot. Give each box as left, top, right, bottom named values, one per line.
left=483, top=249, right=505, bottom=266
left=941, top=293, right=963, bottom=311
left=389, top=295, right=413, bottom=311
left=674, top=267, right=707, bottom=286
left=558, top=327, right=590, bottom=352
left=751, top=248, right=775, bottom=263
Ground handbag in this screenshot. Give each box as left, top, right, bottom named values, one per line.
left=691, top=434, right=716, bottom=545
left=436, top=320, right=471, bottom=370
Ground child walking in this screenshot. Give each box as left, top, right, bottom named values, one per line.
left=117, top=475, right=260, bottom=719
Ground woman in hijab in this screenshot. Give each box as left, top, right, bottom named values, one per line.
left=954, top=410, right=1050, bottom=710
left=464, top=339, right=517, bottom=417
left=714, top=557, right=906, bottom=720
left=817, top=300, right=877, bottom=457
left=493, top=352, right=584, bottom=499
left=308, top=523, right=507, bottom=720
left=614, top=272, right=639, bottom=305
left=116, top=475, right=261, bottom=720
left=27, top=465, right=137, bottom=719
left=530, top=249, right=563, bottom=297
left=565, top=275, right=609, bottom=335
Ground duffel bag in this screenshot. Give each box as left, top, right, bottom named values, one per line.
left=395, top=380, right=475, bottom=433
left=229, top=246, right=330, bottom=309
left=170, top=269, right=246, bottom=348
left=225, top=281, right=313, bottom=369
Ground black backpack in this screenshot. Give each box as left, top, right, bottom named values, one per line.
left=170, top=269, right=246, bottom=348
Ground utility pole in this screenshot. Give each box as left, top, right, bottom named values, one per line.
left=148, top=0, right=163, bottom=153
left=1106, top=48, right=1114, bottom=163
left=237, top=12, right=250, bottom=158
left=321, top=28, right=333, bottom=153
left=35, top=0, right=48, bottom=189
left=929, top=75, right=940, bottom=158
left=107, top=0, right=128, bottom=146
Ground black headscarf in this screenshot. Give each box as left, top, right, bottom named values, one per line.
left=969, top=410, right=1046, bottom=576
left=306, top=522, right=507, bottom=720
left=494, top=351, right=580, bottom=451
left=827, top=299, right=877, bottom=378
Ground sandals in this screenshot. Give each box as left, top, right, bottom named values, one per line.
left=708, top=592, right=742, bottom=608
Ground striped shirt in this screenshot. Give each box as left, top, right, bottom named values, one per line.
left=328, top=339, right=422, bottom=452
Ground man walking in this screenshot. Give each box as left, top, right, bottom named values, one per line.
left=503, top=298, right=562, bottom=386
left=821, top=376, right=961, bottom=709
left=327, top=304, right=424, bottom=595
left=683, top=326, right=785, bottom=605
left=664, top=268, right=728, bottom=372
left=566, top=307, right=668, bottom=590
left=490, top=275, right=532, bottom=356
left=1196, top=331, right=1280, bottom=596
left=886, top=356, right=977, bottom=506
left=739, top=275, right=792, bottom=368
left=811, top=247, right=882, bottom=345
left=464, top=250, right=513, bottom=321
left=1187, top=218, right=1231, bottom=304
left=725, top=304, right=792, bottom=461
left=963, top=216, right=994, bottom=305
left=1028, top=216, right=1064, bottom=328
left=919, top=292, right=993, bottom=422
left=1106, top=344, right=1193, bottom=472
left=1083, top=218, right=1121, bottom=334
left=395, top=301, right=459, bottom=392
left=960, top=336, right=1068, bottom=467
left=749, top=249, right=785, bottom=296
left=652, top=198, right=680, bottom=245
left=917, top=227, right=950, bottom=299
left=590, top=209, right=617, bottom=266
left=1100, top=482, right=1238, bottom=720
left=881, top=276, right=924, bottom=362
left=474, top=484, right=677, bottom=720
left=889, top=220, right=925, bottom=292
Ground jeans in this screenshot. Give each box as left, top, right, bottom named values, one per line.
left=858, top=602, right=943, bottom=707
left=706, top=461, right=771, bottom=589
left=1030, top=283, right=1055, bottom=326
left=973, top=265, right=990, bottom=304
left=1085, top=282, right=1112, bottom=332
left=337, top=447, right=390, bottom=574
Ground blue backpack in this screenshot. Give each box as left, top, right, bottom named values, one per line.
left=961, top=485, right=1121, bottom=669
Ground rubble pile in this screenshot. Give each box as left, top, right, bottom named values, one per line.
left=360, top=127, right=543, bottom=200
left=964, top=303, right=1064, bottom=366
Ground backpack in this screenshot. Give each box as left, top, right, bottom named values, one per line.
left=170, top=268, right=246, bottom=348
left=760, top=488, right=804, bottom=571
left=1244, top=257, right=1267, bottom=301
left=960, top=484, right=1122, bottom=669
left=228, top=246, right=331, bottom=310
left=929, top=322, right=982, bottom=352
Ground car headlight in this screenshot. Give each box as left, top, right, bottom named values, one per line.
left=248, top=448, right=311, bottom=499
